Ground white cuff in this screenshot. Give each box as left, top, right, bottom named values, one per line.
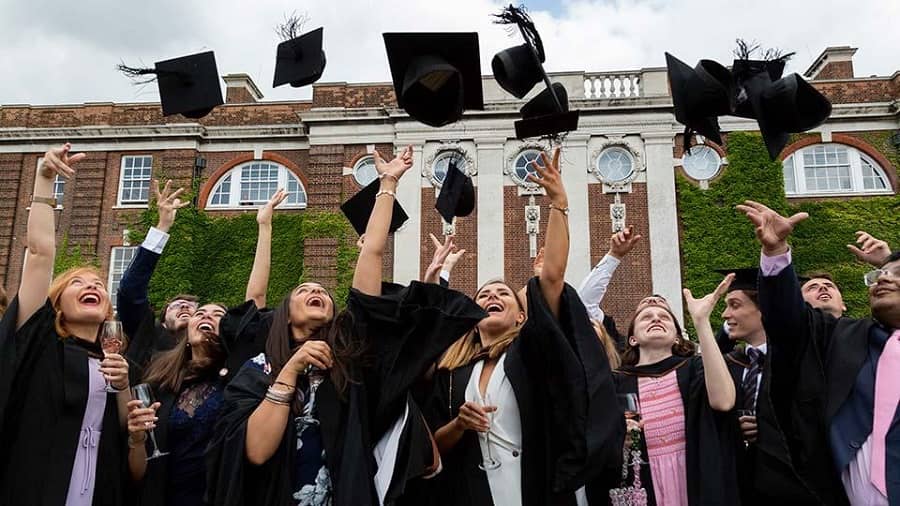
left=141, top=227, right=170, bottom=254
left=439, top=270, right=451, bottom=281
left=599, top=253, right=621, bottom=270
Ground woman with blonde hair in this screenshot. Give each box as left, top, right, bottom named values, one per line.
left=426, top=147, right=624, bottom=506
left=0, top=144, right=130, bottom=505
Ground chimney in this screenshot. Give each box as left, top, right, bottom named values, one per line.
left=804, top=47, right=857, bottom=80
left=223, top=73, right=264, bottom=103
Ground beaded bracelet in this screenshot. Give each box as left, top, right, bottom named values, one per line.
left=378, top=173, right=399, bottom=183
left=375, top=189, right=396, bottom=199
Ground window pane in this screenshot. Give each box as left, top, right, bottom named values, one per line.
left=782, top=156, right=796, bottom=193
left=596, top=147, right=634, bottom=182
left=801, top=145, right=851, bottom=192
left=513, top=150, right=543, bottom=185
left=120, top=156, right=152, bottom=204
left=109, top=247, right=137, bottom=308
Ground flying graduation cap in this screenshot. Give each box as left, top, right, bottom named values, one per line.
left=273, top=20, right=327, bottom=88
left=435, top=154, right=475, bottom=223
left=491, top=5, right=579, bottom=139
left=340, top=178, right=409, bottom=236
left=383, top=32, right=484, bottom=127
left=117, top=51, right=224, bottom=119
left=665, top=53, right=734, bottom=155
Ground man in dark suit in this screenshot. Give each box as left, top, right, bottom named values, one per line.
left=738, top=200, right=899, bottom=505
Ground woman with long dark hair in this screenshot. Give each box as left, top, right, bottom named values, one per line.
left=595, top=276, right=739, bottom=506
left=206, top=146, right=486, bottom=506
left=124, top=189, right=287, bottom=506
left=426, top=147, right=624, bottom=506
left=0, top=144, right=130, bottom=505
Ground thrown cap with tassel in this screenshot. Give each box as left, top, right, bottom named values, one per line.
left=665, top=53, right=734, bottom=154
left=117, top=51, right=224, bottom=119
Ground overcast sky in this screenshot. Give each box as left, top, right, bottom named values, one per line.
left=1, top=0, right=897, bottom=106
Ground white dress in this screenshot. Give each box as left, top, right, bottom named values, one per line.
left=465, top=353, right=523, bottom=506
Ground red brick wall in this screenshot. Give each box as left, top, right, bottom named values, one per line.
left=225, top=87, right=257, bottom=104
left=419, top=187, right=478, bottom=296
left=303, top=237, right=339, bottom=291
left=811, top=75, right=900, bottom=104
left=587, top=184, right=653, bottom=329
left=503, top=188, right=549, bottom=290
left=815, top=61, right=854, bottom=80
left=312, top=83, right=397, bottom=108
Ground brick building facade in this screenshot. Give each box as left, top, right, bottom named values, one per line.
left=0, top=46, right=897, bottom=325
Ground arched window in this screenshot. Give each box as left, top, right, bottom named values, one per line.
left=782, top=144, right=891, bottom=196
left=207, top=161, right=307, bottom=209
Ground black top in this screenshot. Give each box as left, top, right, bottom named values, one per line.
left=0, top=297, right=127, bottom=506
left=424, top=278, right=624, bottom=506
left=205, top=281, right=487, bottom=506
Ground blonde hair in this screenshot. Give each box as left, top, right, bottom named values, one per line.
left=591, top=319, right=621, bottom=370
left=48, top=266, right=114, bottom=338
left=438, top=279, right=525, bottom=371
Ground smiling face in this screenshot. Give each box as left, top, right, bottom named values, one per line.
left=163, top=297, right=199, bottom=332
left=870, top=259, right=900, bottom=328
left=288, top=282, right=335, bottom=331
left=629, top=305, right=678, bottom=349
left=802, top=278, right=845, bottom=317
left=54, top=269, right=113, bottom=330
left=474, top=282, right=525, bottom=339
left=721, top=290, right=764, bottom=343
left=186, top=304, right=227, bottom=346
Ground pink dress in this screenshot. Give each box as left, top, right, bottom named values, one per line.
left=638, top=371, right=688, bottom=506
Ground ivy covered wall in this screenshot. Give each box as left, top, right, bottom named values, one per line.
left=677, top=131, right=900, bottom=325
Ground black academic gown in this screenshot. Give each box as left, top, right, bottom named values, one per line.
left=0, top=298, right=127, bottom=506
left=425, top=278, right=625, bottom=506
left=205, top=281, right=487, bottom=506
left=758, top=263, right=899, bottom=505
left=725, top=349, right=818, bottom=504
left=595, top=355, right=740, bottom=506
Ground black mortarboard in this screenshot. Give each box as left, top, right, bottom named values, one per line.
left=435, top=155, right=475, bottom=223
left=665, top=53, right=733, bottom=153
left=715, top=267, right=760, bottom=292
left=731, top=46, right=832, bottom=160
left=383, top=32, right=484, bottom=127
left=340, top=179, right=408, bottom=236
left=514, top=82, right=580, bottom=139
left=273, top=27, right=326, bottom=88
left=155, top=51, right=224, bottom=118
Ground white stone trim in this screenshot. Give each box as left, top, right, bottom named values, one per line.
left=560, top=134, right=591, bottom=285
left=476, top=139, right=506, bottom=285
left=392, top=145, right=424, bottom=284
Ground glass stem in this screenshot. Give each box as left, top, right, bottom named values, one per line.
left=148, top=429, right=161, bottom=455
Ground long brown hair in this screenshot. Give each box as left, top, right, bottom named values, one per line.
left=591, top=319, right=621, bottom=370
left=265, top=292, right=367, bottom=397
left=48, top=266, right=114, bottom=339
left=620, top=305, right=695, bottom=367
left=143, top=303, right=227, bottom=393
left=438, top=279, right=524, bottom=371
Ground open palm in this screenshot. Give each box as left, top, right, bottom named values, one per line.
left=736, top=200, right=808, bottom=253
left=684, top=273, right=734, bottom=321
left=373, top=145, right=413, bottom=181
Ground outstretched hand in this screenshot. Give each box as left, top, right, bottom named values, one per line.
left=684, top=273, right=735, bottom=323
left=735, top=200, right=808, bottom=255
left=609, top=226, right=642, bottom=259
left=257, top=189, right=287, bottom=226
left=847, top=230, right=891, bottom=267
left=373, top=145, right=414, bottom=184
left=39, top=143, right=85, bottom=180
left=154, top=180, right=189, bottom=232
left=424, top=233, right=456, bottom=284
left=526, top=147, right=566, bottom=205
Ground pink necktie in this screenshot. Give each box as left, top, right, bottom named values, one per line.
left=871, top=329, right=900, bottom=495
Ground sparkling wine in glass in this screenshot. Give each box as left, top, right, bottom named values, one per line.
left=100, top=321, right=124, bottom=393
left=618, top=393, right=642, bottom=423
left=132, top=383, right=168, bottom=460
left=478, top=393, right=501, bottom=471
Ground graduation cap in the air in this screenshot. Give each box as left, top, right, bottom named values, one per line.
left=273, top=27, right=327, bottom=88
left=383, top=32, right=484, bottom=128
left=340, top=179, right=408, bottom=236
left=730, top=41, right=832, bottom=160
left=435, top=155, right=475, bottom=223
left=665, top=52, right=734, bottom=154
left=117, top=51, right=224, bottom=119
left=715, top=267, right=760, bottom=292
left=492, top=5, right=579, bottom=138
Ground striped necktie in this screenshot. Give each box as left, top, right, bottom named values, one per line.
left=741, top=347, right=765, bottom=412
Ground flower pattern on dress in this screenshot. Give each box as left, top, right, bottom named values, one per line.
left=293, top=457, right=332, bottom=506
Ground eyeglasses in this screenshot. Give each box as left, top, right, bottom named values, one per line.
left=167, top=299, right=199, bottom=311
left=864, top=266, right=900, bottom=287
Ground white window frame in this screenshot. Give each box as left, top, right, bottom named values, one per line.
left=430, top=150, right=468, bottom=188
left=352, top=156, right=378, bottom=187
left=509, top=149, right=546, bottom=188
left=108, top=246, right=138, bottom=309
left=206, top=160, right=308, bottom=210
left=782, top=143, right=893, bottom=197
left=681, top=145, right=723, bottom=181
left=117, top=155, right=153, bottom=207
left=594, top=146, right=636, bottom=184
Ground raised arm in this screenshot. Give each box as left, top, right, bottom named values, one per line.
left=351, top=146, right=413, bottom=296
left=117, top=180, right=187, bottom=339
left=684, top=274, right=737, bottom=411
left=423, top=233, right=456, bottom=285
left=528, top=148, right=568, bottom=319
left=578, top=226, right=642, bottom=321
left=17, top=144, right=83, bottom=328
left=847, top=230, right=892, bottom=267
left=245, top=189, right=287, bottom=309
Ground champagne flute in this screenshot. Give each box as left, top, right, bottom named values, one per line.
left=478, top=393, right=501, bottom=471
left=132, top=383, right=169, bottom=460
left=618, top=393, right=648, bottom=464
left=100, top=321, right=124, bottom=393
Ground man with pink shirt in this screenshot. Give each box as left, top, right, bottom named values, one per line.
left=738, top=200, right=899, bottom=506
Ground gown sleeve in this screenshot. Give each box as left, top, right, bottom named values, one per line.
left=517, top=277, right=625, bottom=493
left=0, top=297, right=56, bottom=429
